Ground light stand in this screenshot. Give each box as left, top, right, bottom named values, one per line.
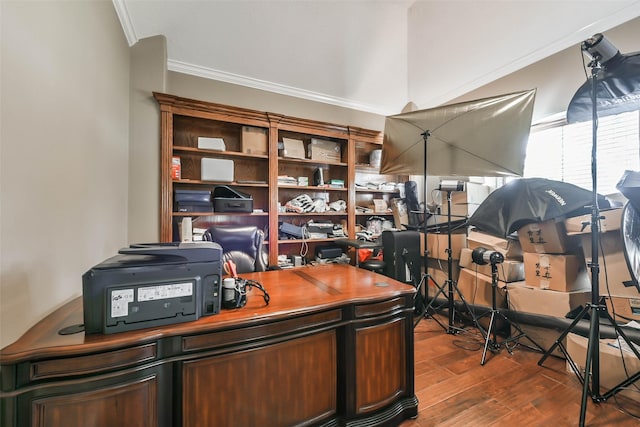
left=440, top=183, right=479, bottom=334
left=472, top=247, right=544, bottom=365
left=538, top=34, right=640, bottom=426
left=413, top=130, right=449, bottom=331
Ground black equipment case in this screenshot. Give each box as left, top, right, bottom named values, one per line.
left=213, top=185, right=253, bottom=213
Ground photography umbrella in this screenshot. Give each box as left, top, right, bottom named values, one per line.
left=381, top=89, right=536, bottom=336
left=468, top=177, right=611, bottom=238
left=380, top=89, right=536, bottom=177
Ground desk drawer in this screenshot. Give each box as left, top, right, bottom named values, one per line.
left=355, top=297, right=406, bottom=318
left=182, top=309, right=342, bottom=352
left=30, top=343, right=157, bottom=380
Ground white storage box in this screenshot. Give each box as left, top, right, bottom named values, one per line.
left=197, top=137, right=225, bottom=151
left=201, top=158, right=234, bottom=182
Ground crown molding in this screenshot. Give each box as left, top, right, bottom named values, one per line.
left=112, top=0, right=138, bottom=46
left=167, top=60, right=394, bottom=116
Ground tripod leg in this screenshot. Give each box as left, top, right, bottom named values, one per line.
left=538, top=304, right=591, bottom=366
left=599, top=309, right=640, bottom=401
left=448, top=279, right=482, bottom=334
left=508, top=315, right=546, bottom=353
left=481, top=311, right=497, bottom=365
left=414, top=274, right=448, bottom=330
left=579, top=306, right=601, bottom=427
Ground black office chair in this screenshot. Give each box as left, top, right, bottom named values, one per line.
left=203, top=225, right=268, bottom=273
left=404, top=180, right=425, bottom=230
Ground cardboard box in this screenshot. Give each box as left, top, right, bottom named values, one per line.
left=281, top=138, right=305, bottom=159
left=309, top=138, right=341, bottom=162
left=567, top=332, right=640, bottom=403
left=459, top=247, right=524, bottom=282
left=467, top=230, right=523, bottom=260
left=241, top=126, right=268, bottom=155
left=523, top=252, right=590, bottom=292
left=426, top=259, right=460, bottom=298
left=565, top=207, right=623, bottom=234
left=427, top=258, right=460, bottom=280
left=440, top=183, right=490, bottom=218
left=581, top=231, right=639, bottom=297
left=605, top=296, right=640, bottom=322
left=507, top=283, right=591, bottom=318
left=421, top=232, right=467, bottom=261
left=456, top=268, right=507, bottom=308
left=440, top=201, right=482, bottom=218
left=518, top=219, right=571, bottom=254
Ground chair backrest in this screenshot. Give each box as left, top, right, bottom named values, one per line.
left=203, top=225, right=267, bottom=273
left=404, top=180, right=425, bottom=229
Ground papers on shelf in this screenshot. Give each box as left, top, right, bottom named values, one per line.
left=355, top=182, right=398, bottom=191
left=278, top=175, right=297, bottom=186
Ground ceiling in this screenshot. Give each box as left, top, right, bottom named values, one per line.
left=113, top=0, right=640, bottom=116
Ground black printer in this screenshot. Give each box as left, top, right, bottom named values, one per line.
left=82, top=241, right=222, bottom=334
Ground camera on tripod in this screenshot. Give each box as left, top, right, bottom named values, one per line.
left=471, top=247, right=505, bottom=265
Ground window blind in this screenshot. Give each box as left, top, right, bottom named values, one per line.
left=524, top=111, right=640, bottom=194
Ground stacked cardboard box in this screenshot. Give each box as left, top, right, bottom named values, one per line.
left=508, top=219, right=591, bottom=357
left=567, top=332, right=640, bottom=403
left=422, top=232, right=466, bottom=299
left=516, top=219, right=590, bottom=293
left=565, top=207, right=640, bottom=323
left=456, top=230, right=525, bottom=309
left=512, top=219, right=591, bottom=311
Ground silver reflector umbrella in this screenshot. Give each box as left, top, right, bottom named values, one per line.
left=380, top=89, right=536, bottom=177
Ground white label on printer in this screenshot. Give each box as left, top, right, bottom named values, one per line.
left=137, top=282, right=193, bottom=302
left=111, top=289, right=135, bottom=318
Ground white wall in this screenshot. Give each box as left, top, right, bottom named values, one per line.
left=0, top=1, right=130, bottom=348
left=408, top=1, right=640, bottom=111
left=127, top=36, right=167, bottom=243
left=450, top=16, right=640, bottom=123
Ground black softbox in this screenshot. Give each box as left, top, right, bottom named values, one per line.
left=567, top=52, right=640, bottom=123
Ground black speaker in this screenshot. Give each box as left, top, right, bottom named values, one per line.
left=382, top=230, right=421, bottom=284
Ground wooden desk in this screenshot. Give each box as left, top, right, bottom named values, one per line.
left=0, top=264, right=417, bottom=427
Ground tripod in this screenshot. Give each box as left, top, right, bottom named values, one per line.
left=538, top=58, right=640, bottom=426
left=410, top=131, right=473, bottom=332
left=473, top=249, right=544, bottom=365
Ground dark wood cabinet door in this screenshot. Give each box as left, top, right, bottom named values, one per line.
left=31, top=375, right=158, bottom=427
left=354, top=316, right=407, bottom=414
left=182, top=330, right=337, bottom=427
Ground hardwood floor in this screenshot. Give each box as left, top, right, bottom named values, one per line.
left=401, top=315, right=640, bottom=427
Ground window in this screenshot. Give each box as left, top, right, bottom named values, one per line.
left=523, top=111, right=640, bottom=195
